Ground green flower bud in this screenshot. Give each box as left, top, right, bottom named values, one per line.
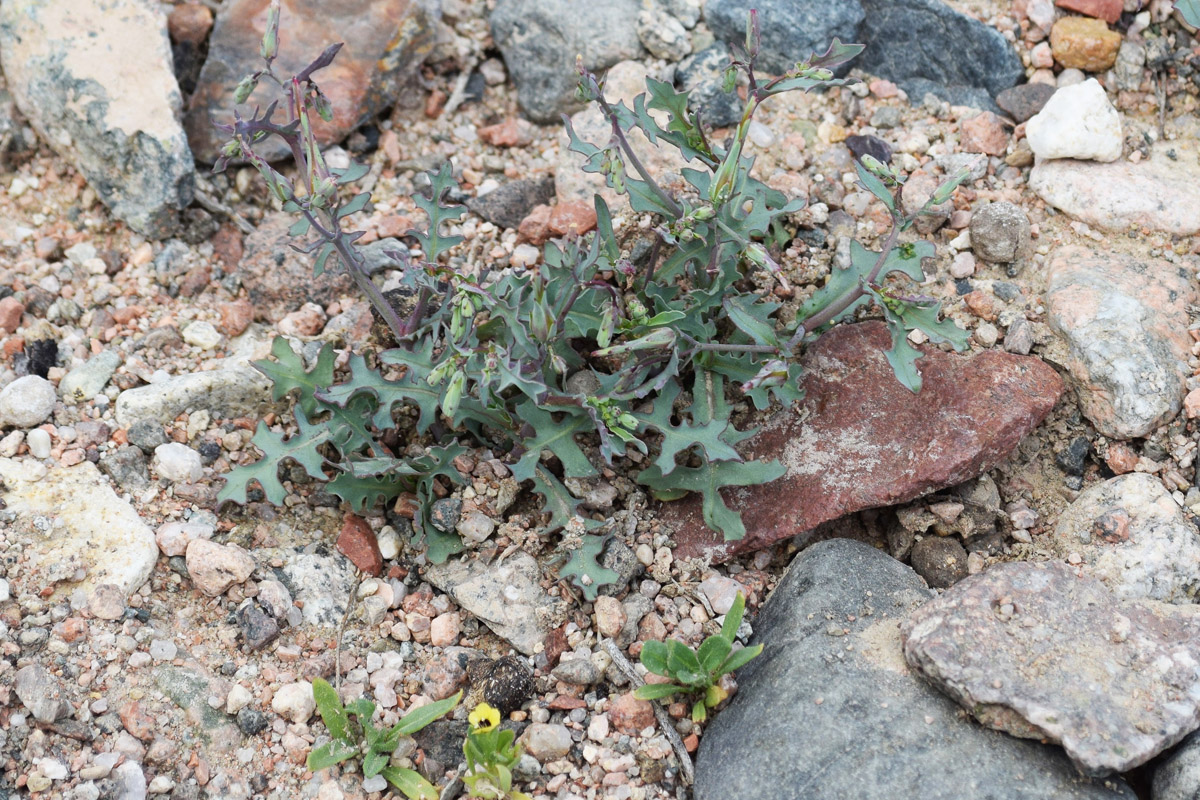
left=261, top=1, right=280, bottom=61
left=233, top=75, right=258, bottom=105
left=442, top=372, right=465, bottom=419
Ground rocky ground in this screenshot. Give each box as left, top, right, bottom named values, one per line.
left=4, top=0, right=1200, bottom=799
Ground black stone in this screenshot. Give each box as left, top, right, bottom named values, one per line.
left=466, top=175, right=555, bottom=230
left=996, top=83, right=1056, bottom=123
left=910, top=536, right=969, bottom=588
left=1055, top=437, right=1092, bottom=477
left=706, top=0, right=864, bottom=76
left=846, top=134, right=893, bottom=165
left=235, top=602, right=280, bottom=651
left=856, top=0, right=1023, bottom=105
left=24, top=337, right=59, bottom=378
left=236, top=707, right=268, bottom=735
left=196, top=440, right=221, bottom=466
left=429, top=498, right=463, bottom=533
left=992, top=281, right=1022, bottom=303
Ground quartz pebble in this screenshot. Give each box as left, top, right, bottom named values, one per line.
left=152, top=442, right=203, bottom=482
left=0, top=375, right=57, bottom=428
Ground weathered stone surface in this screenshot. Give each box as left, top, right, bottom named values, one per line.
left=185, top=539, right=256, bottom=597
left=857, top=0, right=1024, bottom=106
left=1045, top=246, right=1194, bottom=439
left=236, top=212, right=356, bottom=322
left=668, top=322, right=1063, bottom=562
left=491, top=0, right=643, bottom=123
left=1046, top=474, right=1200, bottom=602
left=425, top=552, right=561, bottom=655
left=279, top=552, right=355, bottom=626
left=695, top=540, right=1133, bottom=800
left=706, top=0, right=863, bottom=76
left=903, top=561, right=1200, bottom=775
left=1030, top=144, right=1200, bottom=236
left=186, top=0, right=436, bottom=163
left=0, top=458, right=158, bottom=599
left=467, top=176, right=555, bottom=231
left=970, top=201, right=1031, bottom=264
left=0, top=0, right=194, bottom=238
left=1155, top=731, right=1200, bottom=800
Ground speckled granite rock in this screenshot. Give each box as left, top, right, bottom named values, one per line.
left=903, top=560, right=1200, bottom=775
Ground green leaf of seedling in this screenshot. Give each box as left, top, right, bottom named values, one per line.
left=864, top=239, right=936, bottom=283
left=639, top=640, right=670, bottom=676
left=868, top=284, right=969, bottom=393
left=722, top=295, right=782, bottom=348
left=362, top=750, right=388, bottom=779
left=337, top=191, right=371, bottom=220
left=691, top=699, right=707, bottom=724
left=332, top=161, right=370, bottom=184
left=697, top=635, right=733, bottom=674
left=312, top=678, right=350, bottom=741
left=666, top=639, right=703, bottom=677
left=408, top=162, right=466, bottom=264
left=379, top=339, right=445, bottom=434
left=722, top=592, right=747, bottom=640
left=346, top=698, right=375, bottom=719
left=634, top=683, right=686, bottom=701
left=306, top=739, right=359, bottom=772
left=255, top=336, right=335, bottom=419
left=510, top=403, right=596, bottom=483
left=639, top=457, right=785, bottom=541
left=1180, top=0, right=1200, bottom=26
left=393, top=690, right=461, bottom=736
left=289, top=216, right=312, bottom=237
left=718, top=643, right=764, bottom=675
left=560, top=534, right=620, bottom=601
left=217, top=410, right=330, bottom=506
left=313, top=241, right=337, bottom=276
left=528, top=466, right=586, bottom=533
left=380, top=766, right=438, bottom=800
left=631, top=380, right=742, bottom=477
left=854, top=159, right=896, bottom=214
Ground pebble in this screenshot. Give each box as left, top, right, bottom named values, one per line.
left=429, top=612, right=460, bottom=647
left=1049, top=16, right=1122, bottom=71
left=15, top=663, right=68, bottom=723
left=155, top=521, right=213, bottom=557
left=237, top=707, right=269, bottom=735
left=226, top=684, right=252, bottom=714
left=524, top=723, right=574, bottom=761
left=182, top=320, right=222, bottom=350
left=1026, top=79, right=1121, bottom=162
left=456, top=509, right=496, bottom=545
left=236, top=602, right=281, bottom=650
left=0, top=375, right=57, bottom=428
left=552, top=656, right=600, bottom=686
left=152, top=442, right=203, bottom=482
left=949, top=251, right=976, bottom=278
left=271, top=681, right=316, bottom=724
left=594, top=595, right=626, bottom=638
left=59, top=350, right=123, bottom=403
left=607, top=692, right=655, bottom=735
left=969, top=202, right=1030, bottom=264
left=699, top=574, right=743, bottom=614
left=89, top=583, right=127, bottom=620
left=26, top=427, right=51, bottom=458
left=185, top=539, right=256, bottom=597
left=256, top=579, right=293, bottom=619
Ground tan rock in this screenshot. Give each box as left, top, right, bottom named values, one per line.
left=1050, top=16, right=1121, bottom=71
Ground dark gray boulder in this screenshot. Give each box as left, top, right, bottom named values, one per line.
left=693, top=539, right=1135, bottom=800
left=705, top=0, right=864, bottom=76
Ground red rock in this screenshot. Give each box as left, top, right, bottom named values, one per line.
left=479, top=118, right=533, bottom=147
left=1055, top=0, right=1122, bottom=23
left=960, top=111, right=1008, bottom=156
left=543, top=624, right=569, bottom=669
left=547, top=695, right=587, bottom=710
left=210, top=223, right=243, bottom=269
left=1105, top=442, right=1139, bottom=474
left=0, top=296, right=24, bottom=333
left=517, top=204, right=553, bottom=245
left=177, top=265, right=212, bottom=298
left=608, top=692, right=655, bottom=735
left=547, top=200, right=597, bottom=237
left=119, top=700, right=156, bottom=741
left=337, top=513, right=383, bottom=576
left=111, top=305, right=146, bottom=325
left=963, top=290, right=997, bottom=320
left=217, top=299, right=254, bottom=336
left=666, top=322, right=1063, bottom=562
left=168, top=2, right=215, bottom=45
left=186, top=0, right=437, bottom=163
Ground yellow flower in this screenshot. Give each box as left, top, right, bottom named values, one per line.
left=469, top=702, right=500, bottom=732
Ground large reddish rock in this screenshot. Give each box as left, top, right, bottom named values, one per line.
left=186, top=0, right=436, bottom=163
left=666, top=322, right=1063, bottom=562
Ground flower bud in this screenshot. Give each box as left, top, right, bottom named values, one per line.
left=233, top=75, right=258, bottom=105
left=261, top=1, right=280, bottom=61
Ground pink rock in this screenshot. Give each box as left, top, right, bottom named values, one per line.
left=276, top=302, right=327, bottom=337
left=429, top=612, right=460, bottom=647
left=608, top=692, right=655, bottom=735
left=0, top=296, right=24, bottom=334
left=186, top=0, right=436, bottom=163
left=337, top=513, right=383, bottom=576
left=1056, top=0, right=1123, bottom=23
left=155, top=521, right=214, bottom=557
left=186, top=539, right=255, bottom=596
left=593, top=596, right=626, bottom=639
left=1045, top=246, right=1194, bottom=439
left=960, top=112, right=1009, bottom=156
left=1186, top=388, right=1200, bottom=419
left=666, top=322, right=1063, bottom=563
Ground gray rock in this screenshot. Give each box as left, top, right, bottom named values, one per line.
left=706, top=0, right=863, bottom=76
left=903, top=561, right=1200, bottom=776
left=127, top=420, right=169, bottom=454
left=551, top=656, right=599, bottom=686
left=0, top=375, right=56, bottom=428
left=112, top=762, right=147, bottom=800
left=0, top=0, right=194, bottom=238
left=491, top=0, right=644, bottom=123
left=99, top=445, right=151, bottom=493
left=694, top=539, right=1134, bottom=800
left=154, top=665, right=240, bottom=750
left=1045, top=246, right=1194, bottom=439
left=235, top=602, right=280, bottom=651
left=279, top=553, right=355, bottom=627
left=1046, top=474, right=1200, bottom=603
left=426, top=552, right=562, bottom=655
left=676, top=43, right=742, bottom=129
left=970, top=202, right=1030, bottom=264
left=152, top=442, right=203, bottom=483
left=15, top=664, right=70, bottom=723
left=856, top=0, right=1024, bottom=105
left=523, top=723, right=573, bottom=762
left=1154, top=731, right=1200, bottom=800
left=637, top=4, right=692, bottom=61
left=59, top=350, right=122, bottom=403
left=466, top=176, right=555, bottom=230
left=115, top=355, right=273, bottom=428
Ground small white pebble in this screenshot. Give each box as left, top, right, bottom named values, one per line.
left=26, top=428, right=51, bottom=459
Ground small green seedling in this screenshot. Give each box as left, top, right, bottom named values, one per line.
left=460, top=702, right=531, bottom=800
left=634, top=591, right=761, bottom=723
left=307, top=678, right=461, bottom=799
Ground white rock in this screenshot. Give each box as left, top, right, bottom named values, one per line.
left=271, top=680, right=315, bottom=723
left=0, top=375, right=57, bottom=428
left=186, top=539, right=255, bottom=597
left=699, top=574, right=743, bottom=615
left=1026, top=79, right=1121, bottom=163
left=26, top=428, right=51, bottom=459
left=155, top=521, right=213, bottom=557
left=182, top=321, right=222, bottom=350
left=148, top=775, right=175, bottom=794
left=152, top=442, right=203, bottom=483
left=0, top=430, right=23, bottom=456
left=226, top=683, right=252, bottom=714
left=0, top=578, right=9, bottom=602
